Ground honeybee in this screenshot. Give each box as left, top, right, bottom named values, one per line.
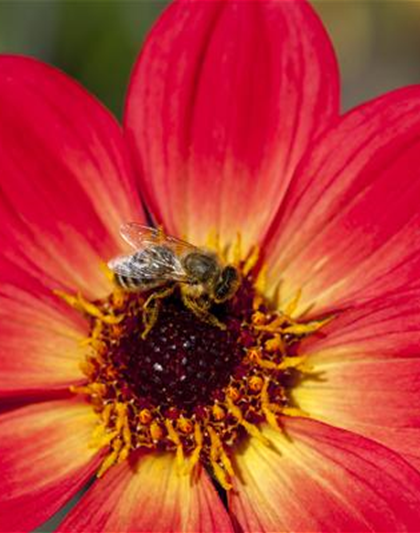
left=108, top=223, right=241, bottom=334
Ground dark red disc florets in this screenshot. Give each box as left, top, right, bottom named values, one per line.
left=111, top=297, right=245, bottom=412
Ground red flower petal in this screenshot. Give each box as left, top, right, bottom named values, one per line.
left=0, top=56, right=144, bottom=300
left=0, top=255, right=91, bottom=397
left=0, top=398, right=100, bottom=532
left=125, top=0, right=339, bottom=251
left=58, top=453, right=234, bottom=532
left=0, top=275, right=87, bottom=397
left=230, top=419, right=420, bottom=532
left=293, top=288, right=420, bottom=472
left=265, top=86, right=420, bottom=316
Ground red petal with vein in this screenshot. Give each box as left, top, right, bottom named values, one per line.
left=265, top=86, right=420, bottom=315
left=0, top=55, right=144, bottom=300
left=0, top=398, right=100, bottom=532
left=294, top=287, right=420, bottom=471
left=230, top=420, right=420, bottom=532
left=58, top=453, right=234, bottom=533
left=125, top=0, right=339, bottom=251
left=0, top=266, right=87, bottom=397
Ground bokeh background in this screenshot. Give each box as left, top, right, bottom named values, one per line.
left=0, top=1, right=420, bottom=121
left=0, top=1, right=418, bottom=531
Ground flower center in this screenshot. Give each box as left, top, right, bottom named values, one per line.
left=114, top=296, right=245, bottom=412
left=60, top=244, right=330, bottom=490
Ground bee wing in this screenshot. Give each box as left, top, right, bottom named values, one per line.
left=108, top=247, right=191, bottom=283
left=120, top=222, right=198, bottom=256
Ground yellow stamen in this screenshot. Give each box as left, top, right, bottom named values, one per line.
left=226, top=386, right=241, bottom=402
left=115, top=402, right=128, bottom=433
left=208, top=426, right=233, bottom=490
left=206, top=228, right=221, bottom=254
left=89, top=425, right=118, bottom=449
left=69, top=384, right=91, bottom=396
left=101, top=403, right=113, bottom=427
left=282, top=406, right=310, bottom=418
left=122, top=419, right=132, bottom=448
left=252, top=293, right=264, bottom=312
left=277, top=355, right=307, bottom=370
left=260, top=379, right=281, bottom=431
left=90, top=382, right=107, bottom=396
left=79, top=320, right=103, bottom=348
left=164, top=420, right=185, bottom=471
left=225, top=397, right=270, bottom=446
left=255, top=264, right=267, bottom=295
left=177, top=417, right=194, bottom=434
left=55, top=290, right=123, bottom=324
left=194, top=422, right=204, bottom=447
left=150, top=420, right=164, bottom=441
left=208, top=426, right=234, bottom=476
left=264, top=334, right=285, bottom=354
left=249, top=375, right=264, bottom=392
left=248, top=349, right=278, bottom=371
left=99, top=262, right=127, bottom=309
left=247, top=347, right=262, bottom=361
left=212, top=461, right=233, bottom=491
left=97, top=451, right=118, bottom=478
left=99, top=261, right=115, bottom=284
left=78, top=359, right=96, bottom=377
left=253, top=315, right=287, bottom=333
left=252, top=311, right=267, bottom=326
left=264, top=408, right=282, bottom=431
left=139, top=408, right=153, bottom=425
left=97, top=438, right=122, bottom=478
left=212, top=404, right=226, bottom=421
left=111, top=323, right=124, bottom=338
left=282, top=315, right=333, bottom=336
left=186, top=423, right=203, bottom=474
left=284, top=289, right=302, bottom=317
left=112, top=289, right=126, bottom=309
left=117, top=445, right=131, bottom=464
left=116, top=415, right=132, bottom=464
left=243, top=245, right=260, bottom=276
left=232, top=232, right=242, bottom=265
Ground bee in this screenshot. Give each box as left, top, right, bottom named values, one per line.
left=108, top=223, right=241, bottom=334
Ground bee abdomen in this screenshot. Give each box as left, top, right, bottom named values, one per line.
left=114, top=274, right=141, bottom=291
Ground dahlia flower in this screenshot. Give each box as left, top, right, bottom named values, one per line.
left=1, top=0, right=420, bottom=532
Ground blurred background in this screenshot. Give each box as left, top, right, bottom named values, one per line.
left=0, top=1, right=418, bottom=531
left=0, top=1, right=419, bottom=119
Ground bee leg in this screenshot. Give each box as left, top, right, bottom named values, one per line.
left=141, top=285, right=176, bottom=339
left=141, top=303, right=160, bottom=340
left=181, top=293, right=227, bottom=331
left=143, top=284, right=176, bottom=310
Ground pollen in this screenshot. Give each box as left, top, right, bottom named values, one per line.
left=60, top=243, right=331, bottom=490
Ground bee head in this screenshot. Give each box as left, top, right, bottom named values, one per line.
left=214, top=265, right=241, bottom=303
